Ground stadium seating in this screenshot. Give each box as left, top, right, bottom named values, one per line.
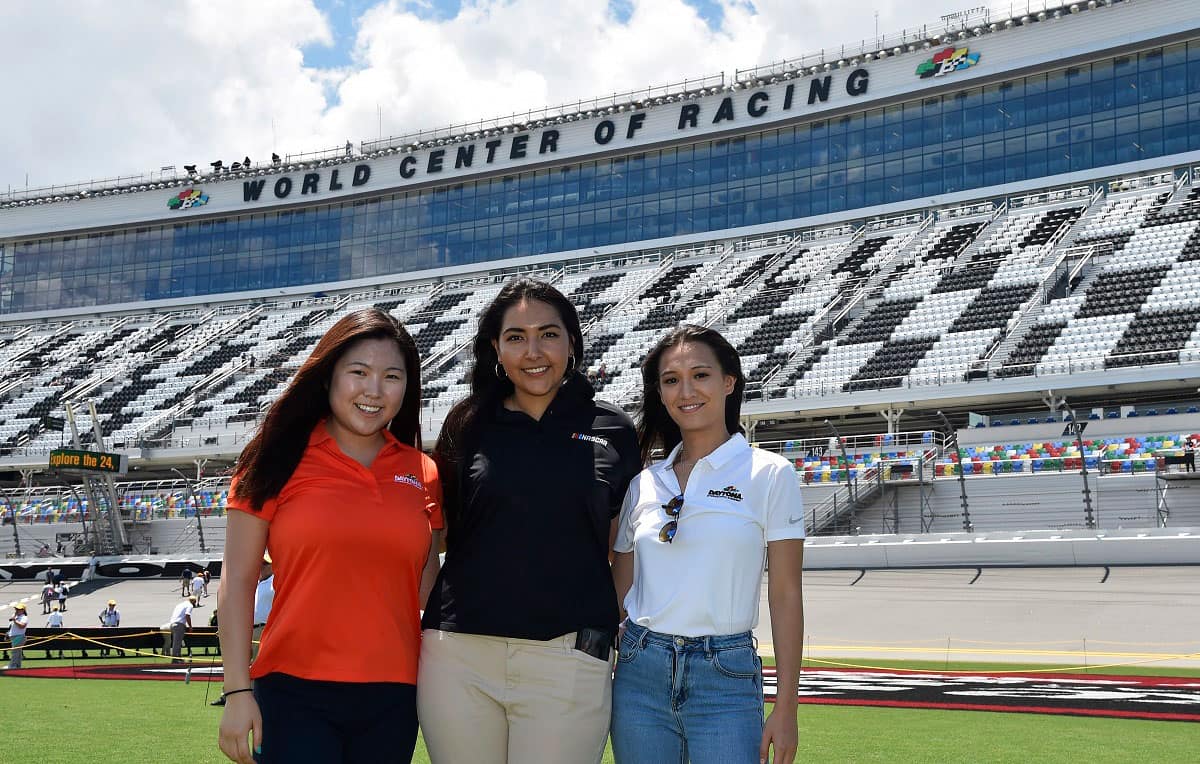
left=2, top=175, right=1200, bottom=458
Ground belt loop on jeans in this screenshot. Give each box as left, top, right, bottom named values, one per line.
left=635, top=623, right=651, bottom=650
left=702, top=635, right=714, bottom=658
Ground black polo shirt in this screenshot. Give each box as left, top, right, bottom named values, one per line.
left=422, top=374, right=640, bottom=641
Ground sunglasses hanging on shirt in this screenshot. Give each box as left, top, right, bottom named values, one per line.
left=658, top=495, right=684, bottom=543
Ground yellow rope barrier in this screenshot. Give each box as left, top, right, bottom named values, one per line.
left=8, top=631, right=257, bottom=665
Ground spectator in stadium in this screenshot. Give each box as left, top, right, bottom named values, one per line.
left=191, top=572, right=206, bottom=605
left=45, top=603, right=66, bottom=659
left=169, top=596, right=195, bottom=664
left=98, top=598, right=121, bottom=657
left=5, top=603, right=29, bottom=669
left=1185, top=436, right=1197, bottom=473
left=56, top=582, right=68, bottom=612
left=98, top=598, right=121, bottom=628
left=40, top=580, right=55, bottom=614
left=611, top=324, right=805, bottom=764
left=202, top=568, right=212, bottom=597
left=218, top=308, right=440, bottom=764
left=251, top=553, right=274, bottom=662
left=180, top=568, right=193, bottom=597
left=419, top=277, right=640, bottom=764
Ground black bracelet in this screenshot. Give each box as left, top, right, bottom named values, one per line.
left=221, top=687, right=254, bottom=700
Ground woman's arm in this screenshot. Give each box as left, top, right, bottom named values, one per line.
left=419, top=530, right=443, bottom=607
left=611, top=550, right=633, bottom=621
left=760, top=538, right=805, bottom=764
left=217, top=510, right=269, bottom=764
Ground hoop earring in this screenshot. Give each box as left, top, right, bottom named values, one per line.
left=495, top=362, right=507, bottom=379
left=567, top=354, right=576, bottom=372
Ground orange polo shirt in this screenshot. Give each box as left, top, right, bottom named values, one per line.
left=228, top=422, right=442, bottom=684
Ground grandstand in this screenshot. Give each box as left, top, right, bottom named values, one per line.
left=2, top=0, right=1200, bottom=561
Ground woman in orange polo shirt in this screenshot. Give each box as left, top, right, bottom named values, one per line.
left=217, top=308, right=442, bottom=764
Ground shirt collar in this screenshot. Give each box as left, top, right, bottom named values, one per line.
left=308, top=419, right=402, bottom=452
left=494, top=372, right=594, bottom=423
left=651, top=432, right=749, bottom=474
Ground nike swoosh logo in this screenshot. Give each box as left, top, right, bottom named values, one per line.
left=788, top=515, right=803, bottom=524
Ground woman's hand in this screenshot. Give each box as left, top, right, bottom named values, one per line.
left=218, top=692, right=262, bottom=764
left=759, top=705, right=798, bottom=764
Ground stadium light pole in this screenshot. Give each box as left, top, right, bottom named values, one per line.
left=171, top=468, right=207, bottom=555
left=824, top=419, right=857, bottom=531
left=936, top=411, right=973, bottom=532
left=1062, top=402, right=1096, bottom=529
left=0, top=492, right=21, bottom=557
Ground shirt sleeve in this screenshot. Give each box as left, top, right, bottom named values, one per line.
left=764, top=460, right=807, bottom=543
left=226, top=476, right=279, bottom=522
left=613, top=479, right=638, bottom=554
left=422, top=454, right=445, bottom=531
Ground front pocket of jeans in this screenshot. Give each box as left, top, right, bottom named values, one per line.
left=711, top=646, right=760, bottom=679
left=616, top=631, right=640, bottom=664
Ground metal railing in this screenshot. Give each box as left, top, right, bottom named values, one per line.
left=733, top=0, right=1121, bottom=82
left=361, top=74, right=726, bottom=154
left=783, top=345, right=1200, bottom=400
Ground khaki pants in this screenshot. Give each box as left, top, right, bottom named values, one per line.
left=417, top=629, right=612, bottom=764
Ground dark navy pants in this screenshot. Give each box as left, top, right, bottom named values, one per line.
left=253, top=672, right=418, bottom=764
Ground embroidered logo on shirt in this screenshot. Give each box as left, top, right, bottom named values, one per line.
left=570, top=432, right=609, bottom=447
left=393, top=473, right=424, bottom=490
left=707, top=485, right=744, bottom=502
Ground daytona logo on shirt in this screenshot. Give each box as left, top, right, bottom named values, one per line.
left=393, top=473, right=424, bottom=490
left=707, top=485, right=744, bottom=502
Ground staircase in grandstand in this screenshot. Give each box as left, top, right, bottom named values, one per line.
left=2, top=172, right=1200, bottom=464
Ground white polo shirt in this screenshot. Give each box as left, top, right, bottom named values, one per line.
left=170, top=600, right=193, bottom=625
left=253, top=576, right=275, bottom=626
left=615, top=433, right=805, bottom=637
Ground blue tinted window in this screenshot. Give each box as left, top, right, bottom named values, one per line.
left=5, top=43, right=1200, bottom=314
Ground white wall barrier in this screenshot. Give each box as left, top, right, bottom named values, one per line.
left=805, top=527, right=1200, bottom=569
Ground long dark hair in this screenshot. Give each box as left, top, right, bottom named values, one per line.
left=435, top=278, right=584, bottom=533
left=233, top=308, right=422, bottom=510
left=636, top=324, right=745, bottom=464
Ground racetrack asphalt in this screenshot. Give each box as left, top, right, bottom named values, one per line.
left=4, top=565, right=1199, bottom=668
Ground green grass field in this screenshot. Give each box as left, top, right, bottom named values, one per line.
left=4, top=659, right=1198, bottom=763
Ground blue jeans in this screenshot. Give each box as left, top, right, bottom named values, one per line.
left=610, top=623, right=763, bottom=764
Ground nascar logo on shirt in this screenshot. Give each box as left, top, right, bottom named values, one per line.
left=707, top=485, right=744, bottom=502
left=393, top=473, right=424, bottom=490
left=570, top=432, right=609, bottom=447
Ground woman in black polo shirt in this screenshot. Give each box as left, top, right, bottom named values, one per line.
left=418, top=277, right=640, bottom=763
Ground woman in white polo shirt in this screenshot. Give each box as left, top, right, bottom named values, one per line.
left=611, top=324, right=806, bottom=764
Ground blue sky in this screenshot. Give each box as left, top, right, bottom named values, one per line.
left=2, top=0, right=941, bottom=188
left=304, top=0, right=727, bottom=69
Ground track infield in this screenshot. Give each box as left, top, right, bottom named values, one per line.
left=7, top=663, right=1197, bottom=722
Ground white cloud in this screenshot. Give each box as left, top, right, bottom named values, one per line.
left=0, top=0, right=935, bottom=193
left=0, top=0, right=332, bottom=192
